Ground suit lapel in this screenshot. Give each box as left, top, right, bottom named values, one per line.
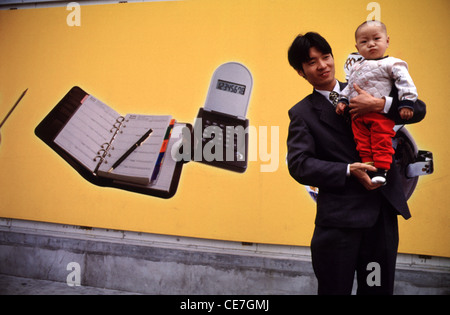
left=311, top=88, right=350, bottom=135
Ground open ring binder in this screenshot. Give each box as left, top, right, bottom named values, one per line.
left=35, top=86, right=192, bottom=198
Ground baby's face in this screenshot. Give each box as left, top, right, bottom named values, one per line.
left=355, top=22, right=389, bottom=60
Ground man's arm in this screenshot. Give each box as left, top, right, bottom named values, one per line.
left=287, top=107, right=381, bottom=191
left=287, top=109, right=347, bottom=190
left=386, top=85, right=426, bottom=124
left=348, top=84, right=426, bottom=123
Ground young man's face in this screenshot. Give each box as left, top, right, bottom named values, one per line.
left=299, top=47, right=336, bottom=91
left=355, top=23, right=389, bottom=60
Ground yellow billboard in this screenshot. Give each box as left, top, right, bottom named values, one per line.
left=0, top=0, right=448, bottom=257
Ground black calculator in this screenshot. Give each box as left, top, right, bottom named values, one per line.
left=195, top=108, right=249, bottom=172
left=193, top=62, right=253, bottom=173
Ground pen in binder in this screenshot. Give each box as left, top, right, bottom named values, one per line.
left=107, top=128, right=153, bottom=173
left=151, top=119, right=175, bottom=182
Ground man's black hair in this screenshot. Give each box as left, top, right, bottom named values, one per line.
left=288, top=32, right=333, bottom=72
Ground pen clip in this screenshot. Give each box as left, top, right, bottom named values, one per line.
left=107, top=128, right=153, bottom=173
left=139, top=131, right=152, bottom=145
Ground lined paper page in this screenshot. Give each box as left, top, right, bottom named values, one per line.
left=97, top=114, right=172, bottom=185
left=54, top=95, right=120, bottom=172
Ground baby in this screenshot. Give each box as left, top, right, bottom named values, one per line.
left=336, top=21, right=418, bottom=184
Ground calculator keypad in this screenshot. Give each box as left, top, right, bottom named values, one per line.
left=195, top=108, right=248, bottom=173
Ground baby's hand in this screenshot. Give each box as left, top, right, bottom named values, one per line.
left=336, top=102, right=347, bottom=115
left=399, top=107, right=414, bottom=120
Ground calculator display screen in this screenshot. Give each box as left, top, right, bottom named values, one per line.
left=216, top=80, right=246, bottom=95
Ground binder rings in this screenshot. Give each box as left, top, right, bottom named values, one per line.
left=35, top=86, right=191, bottom=198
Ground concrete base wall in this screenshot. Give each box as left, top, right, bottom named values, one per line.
left=0, top=218, right=449, bottom=295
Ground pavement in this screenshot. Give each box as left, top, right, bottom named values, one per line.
left=0, top=274, right=139, bottom=295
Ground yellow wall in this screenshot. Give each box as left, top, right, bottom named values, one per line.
left=0, top=0, right=448, bottom=257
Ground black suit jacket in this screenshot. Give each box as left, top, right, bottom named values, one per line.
left=287, top=81, right=426, bottom=228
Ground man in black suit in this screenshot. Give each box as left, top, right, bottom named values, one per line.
left=287, top=32, right=426, bottom=294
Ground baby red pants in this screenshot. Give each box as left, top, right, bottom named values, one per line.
left=352, top=112, right=396, bottom=170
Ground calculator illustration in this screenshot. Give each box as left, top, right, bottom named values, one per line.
left=194, top=62, right=253, bottom=173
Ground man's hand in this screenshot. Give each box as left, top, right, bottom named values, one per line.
left=350, top=162, right=383, bottom=190
left=349, top=84, right=385, bottom=119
